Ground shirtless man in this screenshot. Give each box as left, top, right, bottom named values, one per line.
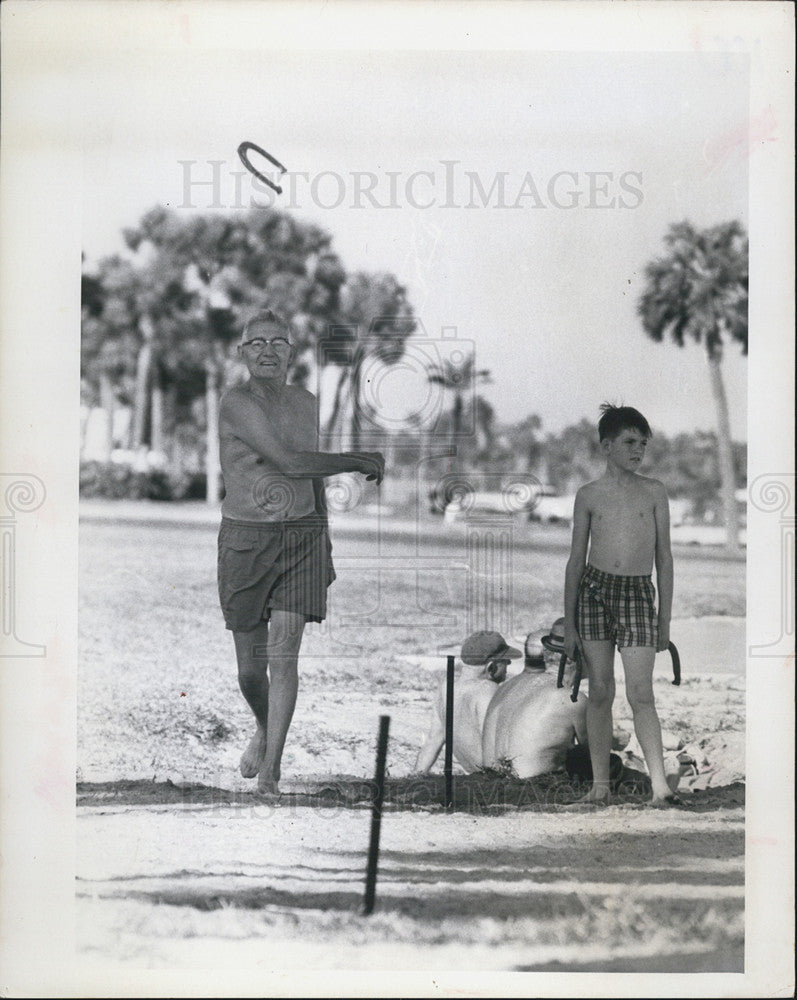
left=564, top=404, right=676, bottom=805
left=481, top=619, right=589, bottom=778
left=414, top=630, right=520, bottom=774
left=218, top=308, right=384, bottom=796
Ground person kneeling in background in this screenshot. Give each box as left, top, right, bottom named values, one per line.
left=415, top=630, right=520, bottom=774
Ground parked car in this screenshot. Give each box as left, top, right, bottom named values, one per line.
left=526, top=491, right=575, bottom=525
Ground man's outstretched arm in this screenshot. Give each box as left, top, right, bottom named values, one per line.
left=221, top=392, right=384, bottom=483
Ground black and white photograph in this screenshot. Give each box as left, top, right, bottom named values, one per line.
left=0, top=1, right=794, bottom=996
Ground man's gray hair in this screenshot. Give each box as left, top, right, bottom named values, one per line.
left=242, top=307, right=293, bottom=340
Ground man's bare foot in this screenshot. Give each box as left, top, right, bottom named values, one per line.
left=256, top=774, right=280, bottom=801
left=255, top=781, right=282, bottom=803
left=257, top=761, right=281, bottom=796
left=650, top=792, right=688, bottom=808
left=240, top=727, right=267, bottom=779
left=577, top=787, right=611, bottom=805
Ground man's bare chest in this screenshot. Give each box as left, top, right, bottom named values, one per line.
left=251, top=395, right=317, bottom=451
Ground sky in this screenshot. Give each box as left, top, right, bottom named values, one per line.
left=72, top=29, right=749, bottom=440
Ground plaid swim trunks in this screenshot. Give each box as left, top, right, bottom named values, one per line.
left=576, top=564, right=658, bottom=648
left=217, top=513, right=335, bottom=631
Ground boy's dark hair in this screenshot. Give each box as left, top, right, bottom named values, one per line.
left=598, top=403, right=653, bottom=441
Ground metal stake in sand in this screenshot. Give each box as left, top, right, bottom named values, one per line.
left=444, top=654, right=455, bottom=811
left=363, top=714, right=390, bottom=916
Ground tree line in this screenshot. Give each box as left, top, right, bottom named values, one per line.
left=81, top=207, right=748, bottom=549
left=81, top=205, right=416, bottom=500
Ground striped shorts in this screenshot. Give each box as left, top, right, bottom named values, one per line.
left=576, top=564, right=657, bottom=649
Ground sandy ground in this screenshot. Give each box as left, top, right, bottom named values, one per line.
left=75, top=513, right=748, bottom=983
left=77, top=798, right=744, bottom=974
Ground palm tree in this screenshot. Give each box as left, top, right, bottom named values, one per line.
left=427, top=353, right=491, bottom=463
left=119, top=206, right=349, bottom=501
left=80, top=256, right=146, bottom=459
left=638, top=220, right=748, bottom=554
left=326, top=272, right=416, bottom=451
left=506, top=413, right=544, bottom=474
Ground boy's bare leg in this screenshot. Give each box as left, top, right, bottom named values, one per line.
left=620, top=645, right=672, bottom=802
left=233, top=622, right=271, bottom=778
left=580, top=639, right=616, bottom=802
left=257, top=609, right=306, bottom=794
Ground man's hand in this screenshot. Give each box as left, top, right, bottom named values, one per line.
left=656, top=617, right=670, bottom=653
left=352, top=452, right=385, bottom=485
left=563, top=623, right=583, bottom=662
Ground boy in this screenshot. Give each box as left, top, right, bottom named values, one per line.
left=563, top=404, right=677, bottom=805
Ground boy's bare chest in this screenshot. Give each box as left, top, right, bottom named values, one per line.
left=592, top=492, right=655, bottom=532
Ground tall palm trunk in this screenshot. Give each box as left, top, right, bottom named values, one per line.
left=324, top=367, right=349, bottom=450
left=132, top=314, right=155, bottom=450
left=349, top=352, right=364, bottom=452
left=452, top=392, right=463, bottom=440
left=150, top=368, right=164, bottom=455
left=706, top=348, right=741, bottom=554
left=450, top=390, right=464, bottom=467
left=165, top=384, right=178, bottom=465
left=98, top=370, right=115, bottom=461
left=205, top=361, right=221, bottom=505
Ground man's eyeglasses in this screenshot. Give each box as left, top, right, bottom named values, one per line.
left=241, top=337, right=291, bottom=351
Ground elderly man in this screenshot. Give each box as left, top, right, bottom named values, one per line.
left=218, top=308, right=384, bottom=796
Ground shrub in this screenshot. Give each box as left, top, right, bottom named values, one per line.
left=79, top=461, right=192, bottom=501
